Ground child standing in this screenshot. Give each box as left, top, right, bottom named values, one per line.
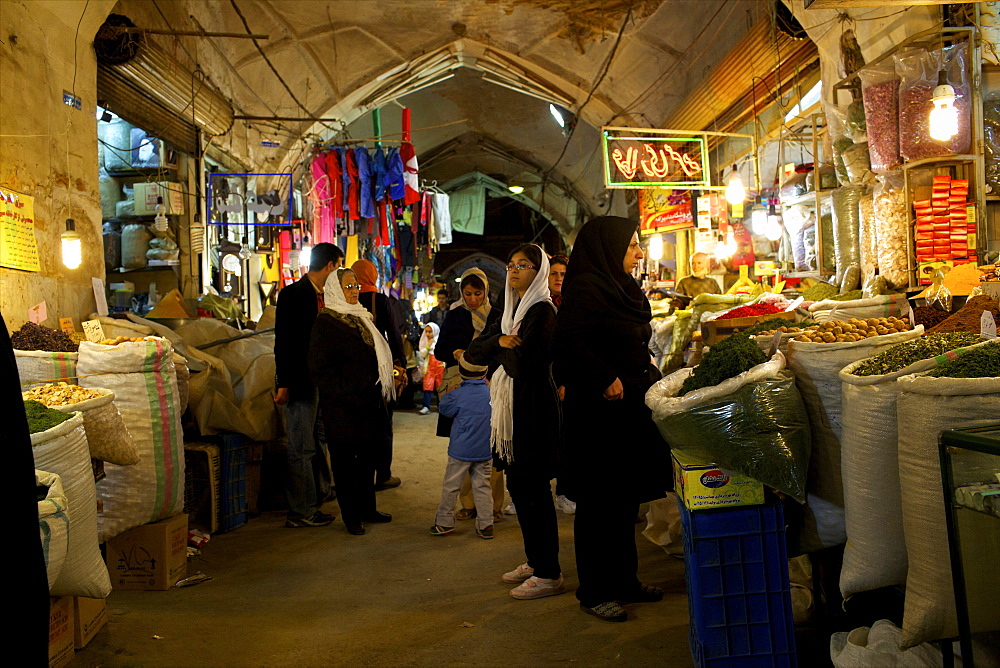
left=419, top=323, right=444, bottom=415
left=431, top=356, right=495, bottom=539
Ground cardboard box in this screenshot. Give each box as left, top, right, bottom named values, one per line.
left=133, top=181, right=184, bottom=216
left=49, top=596, right=74, bottom=668
left=72, top=597, right=108, bottom=649
left=672, top=451, right=765, bottom=511
left=105, top=514, right=188, bottom=590
left=700, top=310, right=797, bottom=345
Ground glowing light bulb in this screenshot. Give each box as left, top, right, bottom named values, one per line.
left=765, top=215, right=783, bottom=241
left=238, top=236, right=253, bottom=260
left=153, top=197, right=168, bottom=233
left=724, top=230, right=738, bottom=257
left=648, top=234, right=664, bottom=261
left=299, top=237, right=312, bottom=270
left=61, top=219, right=82, bottom=269
left=929, top=83, right=958, bottom=142
left=508, top=185, right=525, bottom=194
left=751, top=208, right=768, bottom=235
left=549, top=103, right=566, bottom=128
left=725, top=164, right=745, bottom=205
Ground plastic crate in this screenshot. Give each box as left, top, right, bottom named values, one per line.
left=217, top=433, right=248, bottom=533
left=680, top=498, right=797, bottom=668
left=184, top=443, right=220, bottom=533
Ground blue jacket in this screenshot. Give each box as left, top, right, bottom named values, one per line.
left=438, top=380, right=492, bottom=462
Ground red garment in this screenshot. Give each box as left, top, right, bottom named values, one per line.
left=400, top=141, right=421, bottom=205
left=324, top=151, right=342, bottom=219
left=422, top=354, right=444, bottom=391
left=345, top=148, right=361, bottom=221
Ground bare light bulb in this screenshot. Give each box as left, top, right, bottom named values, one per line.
left=61, top=219, right=82, bottom=269
left=725, top=164, right=745, bottom=205
left=765, top=215, right=783, bottom=241
left=238, top=236, right=253, bottom=260
left=751, top=208, right=768, bottom=235
left=299, top=239, right=312, bottom=270
left=648, top=234, right=664, bottom=261
left=508, top=185, right=525, bottom=195
left=929, top=82, right=958, bottom=142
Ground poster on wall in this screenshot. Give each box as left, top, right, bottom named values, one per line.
left=638, top=189, right=694, bottom=234
left=0, top=187, right=40, bottom=272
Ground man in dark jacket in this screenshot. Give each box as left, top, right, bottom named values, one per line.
left=274, top=242, right=344, bottom=527
left=421, top=289, right=450, bottom=328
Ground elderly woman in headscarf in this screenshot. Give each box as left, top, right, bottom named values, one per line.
left=553, top=216, right=671, bottom=623
left=309, top=267, right=396, bottom=536
left=466, top=244, right=564, bottom=600
left=435, top=267, right=505, bottom=521
left=351, top=258, right=405, bottom=490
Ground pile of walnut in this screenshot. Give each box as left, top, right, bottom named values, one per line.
left=23, top=382, right=104, bottom=406
left=792, top=317, right=912, bottom=344
left=98, top=336, right=151, bottom=345
left=753, top=325, right=806, bottom=337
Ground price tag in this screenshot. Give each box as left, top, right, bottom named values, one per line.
left=908, top=305, right=916, bottom=328
left=27, top=301, right=47, bottom=324
left=81, top=319, right=106, bottom=343
left=59, top=317, right=75, bottom=334
left=982, top=311, right=997, bottom=339
left=92, top=277, right=109, bottom=317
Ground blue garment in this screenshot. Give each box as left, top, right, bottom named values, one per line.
left=438, top=379, right=492, bottom=462
left=387, top=147, right=406, bottom=201
left=372, top=146, right=388, bottom=202
left=335, top=147, right=350, bottom=218
left=281, top=388, right=332, bottom=517
left=354, top=147, right=376, bottom=219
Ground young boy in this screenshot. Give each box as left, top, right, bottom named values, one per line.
left=430, top=356, right=494, bottom=539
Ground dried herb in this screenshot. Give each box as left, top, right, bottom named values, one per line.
left=829, top=289, right=864, bottom=301
left=851, top=332, right=983, bottom=376
left=11, top=322, right=78, bottom=352
left=928, top=342, right=1000, bottom=378
left=802, top=282, right=838, bottom=302
left=24, top=400, right=74, bottom=435
left=679, top=333, right=767, bottom=396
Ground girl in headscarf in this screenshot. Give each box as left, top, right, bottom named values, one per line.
left=418, top=322, right=444, bottom=415
left=309, top=268, right=395, bottom=536
left=553, top=217, right=671, bottom=622
left=466, top=244, right=563, bottom=600
left=435, top=266, right=506, bottom=520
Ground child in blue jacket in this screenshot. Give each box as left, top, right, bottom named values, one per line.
left=431, top=356, right=495, bottom=539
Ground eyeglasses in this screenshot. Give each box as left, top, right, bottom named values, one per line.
left=342, top=283, right=361, bottom=290
left=506, top=263, right=537, bottom=272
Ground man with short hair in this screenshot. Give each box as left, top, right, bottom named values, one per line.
left=274, top=242, right=344, bottom=527
left=421, top=289, right=450, bottom=329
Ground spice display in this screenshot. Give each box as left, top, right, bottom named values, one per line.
left=11, top=322, right=78, bottom=352
left=851, top=333, right=983, bottom=376
left=860, top=61, right=901, bottom=172
left=858, top=189, right=877, bottom=280
left=97, top=336, right=150, bottom=345
left=718, top=303, right=783, bottom=320
left=24, top=400, right=74, bottom=434
left=802, top=281, right=838, bottom=302
left=751, top=324, right=806, bottom=337
left=896, top=43, right=972, bottom=161
left=742, top=317, right=811, bottom=337
left=873, top=173, right=910, bottom=290
left=792, top=317, right=912, bottom=343
left=916, top=262, right=984, bottom=297
left=679, top=334, right=766, bottom=396
left=832, top=186, right=862, bottom=284
left=912, top=306, right=952, bottom=329
left=927, top=295, right=1000, bottom=334
left=928, top=342, right=1000, bottom=378
left=829, top=289, right=864, bottom=301
left=23, top=382, right=104, bottom=406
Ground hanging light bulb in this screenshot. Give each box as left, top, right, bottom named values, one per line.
left=153, top=196, right=168, bottom=233
left=929, top=71, right=958, bottom=142
left=508, top=185, right=525, bottom=195
left=238, top=236, right=253, bottom=260
left=765, top=214, right=783, bottom=241
left=61, top=219, right=82, bottom=269
left=299, top=236, right=312, bottom=270
left=724, top=229, right=738, bottom=257
left=725, top=164, right=745, bottom=205
left=648, top=234, right=664, bottom=261
left=751, top=208, right=768, bottom=235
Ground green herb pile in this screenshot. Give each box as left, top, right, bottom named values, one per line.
left=802, top=282, right=838, bottom=301
left=679, top=333, right=767, bottom=396
left=928, top=342, right=1000, bottom=378
left=24, top=400, right=73, bottom=435
left=742, top=317, right=814, bottom=337
left=851, top=332, right=983, bottom=376
left=829, top=289, right=864, bottom=301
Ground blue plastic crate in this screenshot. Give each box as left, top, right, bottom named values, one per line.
left=680, top=498, right=797, bottom=668
left=216, top=433, right=248, bottom=533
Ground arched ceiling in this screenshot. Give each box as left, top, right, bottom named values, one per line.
left=108, top=0, right=779, bottom=236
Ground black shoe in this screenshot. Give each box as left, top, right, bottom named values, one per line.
left=363, top=511, right=392, bottom=523
left=618, top=584, right=664, bottom=604
left=375, top=476, right=401, bottom=491
left=581, top=601, right=628, bottom=622
left=284, top=511, right=335, bottom=528
left=346, top=523, right=366, bottom=535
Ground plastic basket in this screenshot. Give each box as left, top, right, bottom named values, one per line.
left=217, top=433, right=248, bottom=533
left=184, top=443, right=220, bottom=534
left=680, top=498, right=797, bottom=667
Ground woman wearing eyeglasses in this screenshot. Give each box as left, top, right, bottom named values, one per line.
left=554, top=216, right=671, bottom=622
left=309, top=268, right=395, bottom=535
left=466, top=244, right=564, bottom=600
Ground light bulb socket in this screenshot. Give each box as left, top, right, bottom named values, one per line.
left=65, top=218, right=75, bottom=232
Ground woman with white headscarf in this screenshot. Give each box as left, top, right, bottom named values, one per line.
left=309, top=268, right=395, bottom=536
left=466, top=243, right=563, bottom=600
left=417, top=322, right=444, bottom=415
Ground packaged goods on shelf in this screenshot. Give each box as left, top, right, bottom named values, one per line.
left=860, top=61, right=902, bottom=173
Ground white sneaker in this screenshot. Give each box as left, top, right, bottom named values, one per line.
left=501, top=562, right=534, bottom=583
left=510, top=575, right=566, bottom=600
left=418, top=407, right=430, bottom=415
left=503, top=502, right=517, bottom=515
left=555, top=495, right=576, bottom=515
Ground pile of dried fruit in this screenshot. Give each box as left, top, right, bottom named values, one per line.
left=792, top=317, right=912, bottom=344
left=850, top=332, right=983, bottom=376
left=23, top=382, right=105, bottom=406
left=11, top=322, right=78, bottom=352
left=97, top=336, right=150, bottom=345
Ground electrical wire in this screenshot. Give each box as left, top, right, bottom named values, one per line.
left=70, top=0, right=91, bottom=96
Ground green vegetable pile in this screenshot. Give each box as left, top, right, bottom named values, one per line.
left=802, top=282, right=838, bottom=301
left=680, top=333, right=767, bottom=396
left=851, top=332, right=983, bottom=376
left=928, top=342, right=1000, bottom=378
left=24, top=400, right=73, bottom=435
left=829, top=289, right=864, bottom=301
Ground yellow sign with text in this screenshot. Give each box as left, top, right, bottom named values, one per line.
left=0, top=187, right=40, bottom=271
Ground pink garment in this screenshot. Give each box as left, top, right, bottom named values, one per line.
left=422, top=354, right=444, bottom=391
left=310, top=154, right=335, bottom=242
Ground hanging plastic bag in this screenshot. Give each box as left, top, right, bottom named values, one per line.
left=858, top=187, right=878, bottom=282
left=859, top=60, right=901, bottom=173
left=873, top=172, right=910, bottom=290
left=924, top=269, right=952, bottom=312
left=832, top=186, right=863, bottom=283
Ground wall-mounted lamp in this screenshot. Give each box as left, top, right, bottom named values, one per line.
left=61, top=219, right=82, bottom=269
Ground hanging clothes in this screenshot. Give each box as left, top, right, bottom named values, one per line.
left=372, top=146, right=389, bottom=203
left=449, top=185, right=486, bottom=235
left=432, top=192, right=452, bottom=245
left=345, top=149, right=361, bottom=222
left=323, top=150, right=343, bottom=222
left=386, top=147, right=405, bottom=202
left=400, top=142, right=421, bottom=205
left=419, top=191, right=433, bottom=247
left=355, top=147, right=376, bottom=220
left=310, top=153, right=334, bottom=243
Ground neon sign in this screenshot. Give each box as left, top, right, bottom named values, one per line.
left=602, top=129, right=707, bottom=189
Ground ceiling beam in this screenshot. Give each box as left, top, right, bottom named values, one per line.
left=805, top=0, right=987, bottom=7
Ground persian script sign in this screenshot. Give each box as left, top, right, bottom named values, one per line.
left=0, top=187, right=40, bottom=272
left=602, top=128, right=707, bottom=189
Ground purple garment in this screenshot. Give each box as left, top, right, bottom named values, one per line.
left=372, top=146, right=389, bottom=203
left=335, top=147, right=350, bottom=218
left=387, top=147, right=405, bottom=201
left=354, top=147, right=376, bottom=219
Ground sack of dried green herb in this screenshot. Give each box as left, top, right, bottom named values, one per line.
left=646, top=351, right=811, bottom=502
left=894, top=370, right=1000, bottom=648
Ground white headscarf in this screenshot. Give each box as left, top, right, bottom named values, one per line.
left=418, top=322, right=439, bottom=358
left=491, top=246, right=552, bottom=464
left=323, top=270, right=396, bottom=402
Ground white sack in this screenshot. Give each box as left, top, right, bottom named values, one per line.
left=51, top=388, right=139, bottom=466
left=642, top=493, right=683, bottom=557
left=831, top=619, right=944, bottom=667
left=37, top=469, right=69, bottom=591
left=808, top=293, right=909, bottom=323
left=14, top=349, right=78, bottom=389
left=31, top=413, right=111, bottom=598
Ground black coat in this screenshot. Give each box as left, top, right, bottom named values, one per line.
left=434, top=306, right=501, bottom=369
left=309, top=313, right=391, bottom=445
left=466, top=302, right=560, bottom=475
left=274, top=275, right=323, bottom=399
left=358, top=292, right=405, bottom=366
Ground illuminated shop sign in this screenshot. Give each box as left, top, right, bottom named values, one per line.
left=638, top=188, right=694, bottom=234
left=602, top=128, right=708, bottom=189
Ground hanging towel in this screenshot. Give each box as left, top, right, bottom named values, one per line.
left=432, top=192, right=452, bottom=245
left=449, top=184, right=486, bottom=235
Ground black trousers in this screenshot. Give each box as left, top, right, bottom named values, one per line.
left=375, top=408, right=394, bottom=482
left=574, top=497, right=641, bottom=607
left=506, top=468, right=561, bottom=580
left=330, top=440, right=376, bottom=526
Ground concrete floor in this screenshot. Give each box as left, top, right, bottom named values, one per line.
left=75, top=410, right=694, bottom=667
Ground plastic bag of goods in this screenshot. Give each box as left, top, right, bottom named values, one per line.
left=859, top=60, right=901, bottom=173
left=37, top=469, right=70, bottom=591
left=842, top=142, right=872, bottom=184
left=786, top=323, right=923, bottom=552
left=858, top=187, right=878, bottom=282
left=985, top=94, right=1000, bottom=194
left=77, top=338, right=185, bottom=542
left=30, top=411, right=111, bottom=598
left=785, top=204, right=813, bottom=271
left=872, top=172, right=909, bottom=290
left=121, top=223, right=151, bottom=270
left=827, top=102, right=852, bottom=185
left=646, top=349, right=811, bottom=501
left=831, top=619, right=947, bottom=668
left=832, top=186, right=863, bottom=284
left=895, top=343, right=1000, bottom=648
left=808, top=293, right=910, bottom=323
left=895, top=43, right=972, bottom=162
left=837, top=333, right=985, bottom=600
left=101, top=119, right=133, bottom=172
